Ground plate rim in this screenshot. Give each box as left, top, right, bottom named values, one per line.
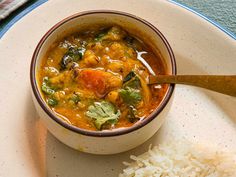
left=0, top=1, right=235, bottom=176
left=0, top=0, right=235, bottom=40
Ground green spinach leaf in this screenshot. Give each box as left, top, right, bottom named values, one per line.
left=123, top=71, right=136, bottom=83
left=60, top=47, right=85, bottom=70
left=94, top=32, right=107, bottom=41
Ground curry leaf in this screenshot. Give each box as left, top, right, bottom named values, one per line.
left=123, top=71, right=136, bottom=83
left=86, top=101, right=120, bottom=130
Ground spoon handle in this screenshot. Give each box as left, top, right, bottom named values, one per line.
left=149, top=75, right=236, bottom=97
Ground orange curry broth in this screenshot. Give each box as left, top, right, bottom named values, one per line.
left=38, top=26, right=168, bottom=131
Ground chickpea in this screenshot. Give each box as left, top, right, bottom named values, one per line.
left=63, top=88, right=70, bottom=94
left=93, top=42, right=103, bottom=51
left=107, top=61, right=124, bottom=73
left=68, top=100, right=75, bottom=106
left=49, top=73, right=64, bottom=85
left=110, top=42, right=125, bottom=59
left=87, top=42, right=103, bottom=52
left=101, top=55, right=110, bottom=65
left=53, top=91, right=66, bottom=100
left=83, top=50, right=99, bottom=66
left=104, top=26, right=126, bottom=41
left=106, top=91, right=119, bottom=104
left=50, top=71, right=72, bottom=86
left=77, top=102, right=86, bottom=110
left=110, top=42, right=123, bottom=51
left=44, top=67, right=59, bottom=77
left=120, top=56, right=127, bottom=62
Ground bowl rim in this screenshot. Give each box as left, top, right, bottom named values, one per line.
left=30, top=10, right=176, bottom=137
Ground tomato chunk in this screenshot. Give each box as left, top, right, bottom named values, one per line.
left=78, top=69, right=122, bottom=98
left=79, top=70, right=106, bottom=96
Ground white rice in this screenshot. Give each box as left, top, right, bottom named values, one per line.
left=119, top=142, right=236, bottom=177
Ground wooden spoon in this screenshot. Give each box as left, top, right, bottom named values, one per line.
left=148, top=75, right=236, bottom=97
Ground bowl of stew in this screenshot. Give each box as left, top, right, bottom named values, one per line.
left=30, top=10, right=176, bottom=154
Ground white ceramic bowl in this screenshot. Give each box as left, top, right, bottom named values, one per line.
left=30, top=10, right=176, bottom=154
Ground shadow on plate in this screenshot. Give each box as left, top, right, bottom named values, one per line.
left=44, top=128, right=165, bottom=177
left=24, top=91, right=47, bottom=176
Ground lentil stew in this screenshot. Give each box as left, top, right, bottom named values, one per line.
left=38, top=26, right=168, bottom=131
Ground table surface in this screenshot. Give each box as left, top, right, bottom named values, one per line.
left=0, top=0, right=235, bottom=37
left=174, top=0, right=236, bottom=36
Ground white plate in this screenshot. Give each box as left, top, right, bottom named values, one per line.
left=0, top=0, right=236, bottom=176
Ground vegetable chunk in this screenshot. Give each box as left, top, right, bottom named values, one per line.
left=78, top=69, right=122, bottom=97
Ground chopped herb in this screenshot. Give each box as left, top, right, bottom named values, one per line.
left=47, top=98, right=58, bottom=106
left=70, top=94, right=80, bottom=104
left=86, top=101, right=120, bottom=130
left=119, top=87, right=142, bottom=106
left=60, top=47, right=85, bottom=70
left=42, top=85, right=55, bottom=95
left=41, top=77, right=55, bottom=95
